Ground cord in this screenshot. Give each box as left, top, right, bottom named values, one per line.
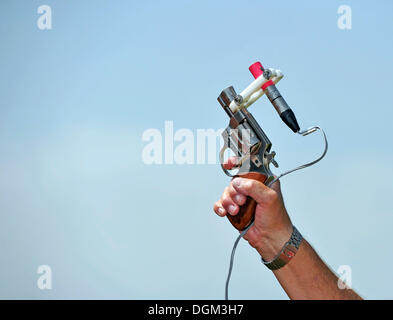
left=224, top=126, right=328, bottom=300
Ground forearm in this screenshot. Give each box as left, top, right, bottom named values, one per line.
left=215, top=177, right=362, bottom=299
left=257, top=239, right=362, bottom=300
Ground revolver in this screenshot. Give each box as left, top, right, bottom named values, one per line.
left=217, top=61, right=301, bottom=231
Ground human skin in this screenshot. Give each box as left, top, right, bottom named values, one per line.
left=213, top=158, right=362, bottom=300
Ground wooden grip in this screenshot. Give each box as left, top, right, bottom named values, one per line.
left=226, top=172, right=267, bottom=231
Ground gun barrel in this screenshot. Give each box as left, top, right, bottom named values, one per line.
left=249, top=61, right=300, bottom=133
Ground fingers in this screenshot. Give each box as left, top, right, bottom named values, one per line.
left=213, top=201, right=226, bottom=217
left=227, top=183, right=247, bottom=206
left=231, top=177, right=277, bottom=205
left=221, top=187, right=241, bottom=215
left=213, top=184, right=247, bottom=217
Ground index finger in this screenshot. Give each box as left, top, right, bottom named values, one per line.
left=222, top=156, right=238, bottom=170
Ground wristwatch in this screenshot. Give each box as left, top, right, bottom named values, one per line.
left=261, top=226, right=303, bottom=270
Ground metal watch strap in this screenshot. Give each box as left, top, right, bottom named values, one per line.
left=261, top=226, right=303, bottom=270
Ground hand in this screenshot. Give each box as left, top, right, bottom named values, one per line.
left=213, top=157, right=293, bottom=260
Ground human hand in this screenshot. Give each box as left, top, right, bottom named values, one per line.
left=213, top=157, right=293, bottom=260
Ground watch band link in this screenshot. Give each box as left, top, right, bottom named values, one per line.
left=261, top=226, right=303, bottom=270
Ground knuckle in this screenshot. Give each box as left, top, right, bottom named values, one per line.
left=222, top=194, right=233, bottom=206
left=227, top=184, right=235, bottom=194
left=234, top=194, right=246, bottom=205
left=246, top=179, right=260, bottom=192
left=243, top=179, right=253, bottom=190
left=228, top=185, right=240, bottom=199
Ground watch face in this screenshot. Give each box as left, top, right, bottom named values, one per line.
left=284, top=249, right=296, bottom=258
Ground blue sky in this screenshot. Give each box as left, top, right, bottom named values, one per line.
left=0, top=0, right=392, bottom=299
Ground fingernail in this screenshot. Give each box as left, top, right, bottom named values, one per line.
left=232, top=178, right=242, bottom=188
left=228, top=205, right=237, bottom=214
left=218, top=207, right=225, bottom=215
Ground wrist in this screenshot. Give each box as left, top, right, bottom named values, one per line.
left=255, top=224, right=293, bottom=261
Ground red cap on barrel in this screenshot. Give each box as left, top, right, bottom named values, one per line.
left=249, top=61, right=274, bottom=90
left=249, top=61, right=264, bottom=78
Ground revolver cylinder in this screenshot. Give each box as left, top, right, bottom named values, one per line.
left=217, top=86, right=277, bottom=230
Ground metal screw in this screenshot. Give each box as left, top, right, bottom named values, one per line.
left=263, top=69, right=272, bottom=80
left=234, top=95, right=243, bottom=104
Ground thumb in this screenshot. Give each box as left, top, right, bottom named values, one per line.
left=231, top=177, right=276, bottom=205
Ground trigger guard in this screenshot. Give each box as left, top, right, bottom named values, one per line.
left=219, top=145, right=238, bottom=178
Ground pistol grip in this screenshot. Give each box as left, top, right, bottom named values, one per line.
left=226, top=172, right=267, bottom=231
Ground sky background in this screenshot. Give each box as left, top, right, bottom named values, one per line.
left=0, top=0, right=392, bottom=299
